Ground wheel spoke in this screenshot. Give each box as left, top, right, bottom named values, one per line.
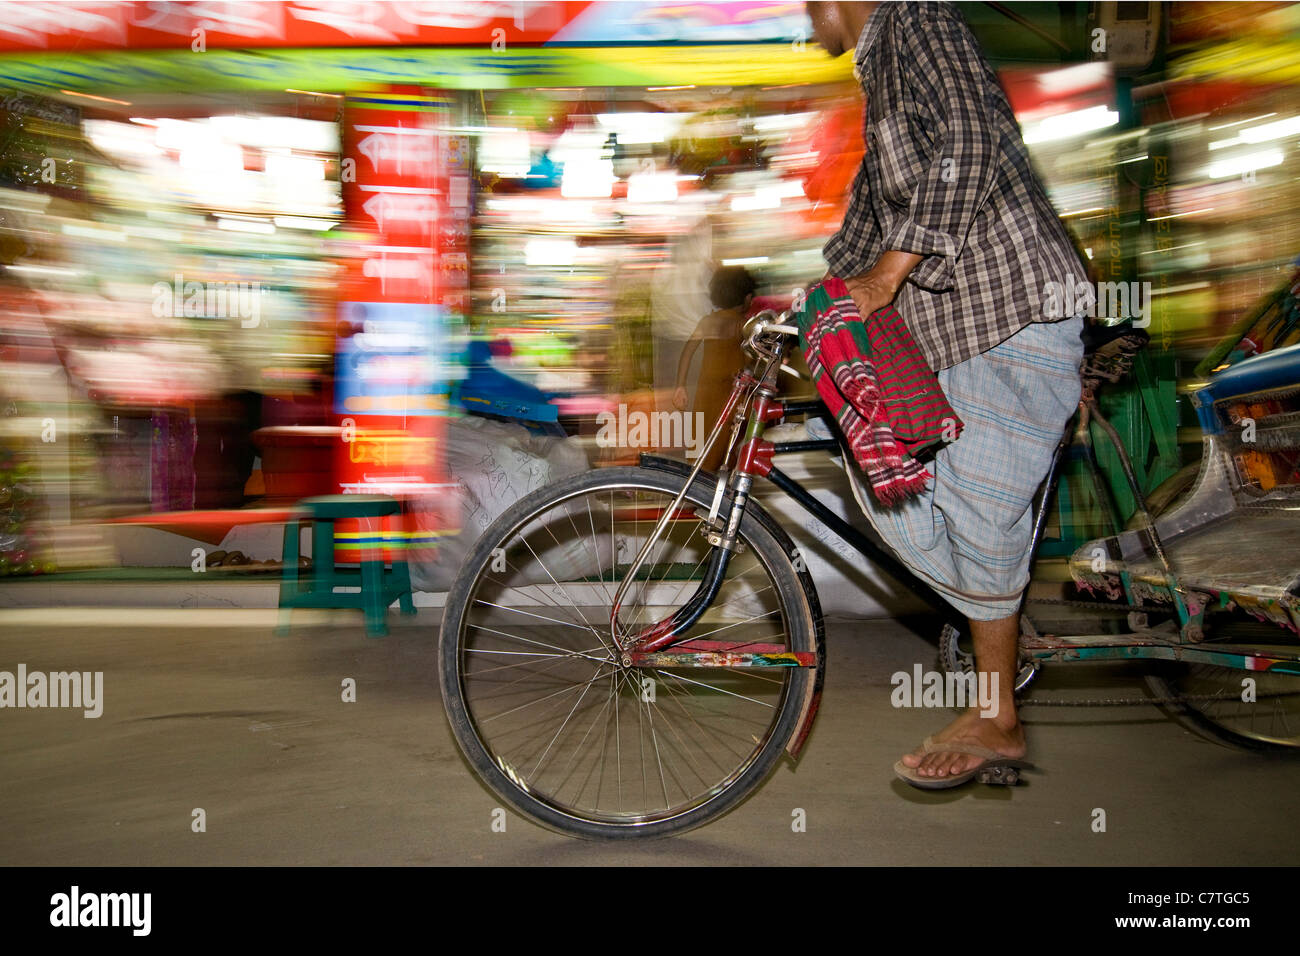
left=444, top=473, right=812, bottom=833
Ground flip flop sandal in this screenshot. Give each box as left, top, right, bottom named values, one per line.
left=893, top=735, right=1031, bottom=791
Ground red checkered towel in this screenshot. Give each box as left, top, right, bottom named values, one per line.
left=795, top=277, right=963, bottom=505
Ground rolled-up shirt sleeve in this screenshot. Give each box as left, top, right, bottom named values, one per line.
left=884, top=11, right=999, bottom=292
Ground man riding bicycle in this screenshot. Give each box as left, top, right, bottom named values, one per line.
left=806, top=0, right=1088, bottom=788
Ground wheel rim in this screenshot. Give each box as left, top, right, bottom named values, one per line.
left=451, top=480, right=803, bottom=828
left=1171, top=660, right=1300, bottom=748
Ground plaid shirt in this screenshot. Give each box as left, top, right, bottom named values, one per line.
left=822, top=1, right=1087, bottom=371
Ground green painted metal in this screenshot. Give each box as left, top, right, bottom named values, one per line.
left=1046, top=73, right=1182, bottom=551
left=1093, top=352, right=1180, bottom=520
left=0, top=44, right=853, bottom=95
left=1024, top=641, right=1300, bottom=675
left=277, top=496, right=415, bottom=638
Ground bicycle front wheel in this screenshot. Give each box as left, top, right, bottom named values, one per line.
left=439, top=466, right=817, bottom=839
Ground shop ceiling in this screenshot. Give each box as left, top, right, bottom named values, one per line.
left=8, top=2, right=1286, bottom=100
left=0, top=44, right=858, bottom=96
left=0, top=1, right=1112, bottom=98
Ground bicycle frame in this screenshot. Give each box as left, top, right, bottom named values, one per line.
left=608, top=308, right=1027, bottom=658
left=611, top=312, right=1300, bottom=681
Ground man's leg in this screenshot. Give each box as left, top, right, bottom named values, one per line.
left=840, top=316, right=1082, bottom=778
left=894, top=317, right=1081, bottom=777
left=898, top=612, right=1025, bottom=778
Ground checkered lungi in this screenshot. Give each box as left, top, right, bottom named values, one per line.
left=843, top=316, right=1084, bottom=621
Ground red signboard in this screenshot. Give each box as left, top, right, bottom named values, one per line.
left=332, top=88, right=470, bottom=562
left=0, top=1, right=590, bottom=52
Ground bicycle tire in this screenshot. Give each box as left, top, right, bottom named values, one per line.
left=439, top=466, right=817, bottom=839
left=1118, top=465, right=1300, bottom=750
left=1145, top=661, right=1300, bottom=752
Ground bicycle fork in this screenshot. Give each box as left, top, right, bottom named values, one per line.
left=608, top=316, right=799, bottom=663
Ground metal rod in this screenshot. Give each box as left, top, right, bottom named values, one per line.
left=637, top=546, right=734, bottom=652
left=1075, top=402, right=1125, bottom=537
left=1089, top=402, right=1175, bottom=574
left=1087, top=399, right=1194, bottom=629
left=1023, top=421, right=1074, bottom=578
left=983, top=0, right=1071, bottom=52
left=608, top=372, right=751, bottom=644
left=779, top=399, right=828, bottom=418
left=772, top=439, right=840, bottom=455
left=764, top=465, right=950, bottom=616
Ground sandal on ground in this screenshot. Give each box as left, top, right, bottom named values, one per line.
left=893, top=735, right=1031, bottom=790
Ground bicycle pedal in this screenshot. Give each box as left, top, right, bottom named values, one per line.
left=976, top=764, right=1022, bottom=786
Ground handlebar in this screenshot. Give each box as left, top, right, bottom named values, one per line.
left=743, top=308, right=799, bottom=339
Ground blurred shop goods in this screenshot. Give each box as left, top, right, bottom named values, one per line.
left=0, top=2, right=811, bottom=54
left=1198, top=257, right=1300, bottom=374
left=0, top=97, right=99, bottom=571
left=1, top=95, right=342, bottom=523
left=0, top=92, right=83, bottom=199
left=1193, top=255, right=1300, bottom=494
left=193, top=391, right=260, bottom=509
left=0, top=440, right=53, bottom=576
left=252, top=425, right=336, bottom=502
left=456, top=339, right=562, bottom=433
left=674, top=265, right=755, bottom=472
left=800, top=101, right=865, bottom=228
left=333, top=89, right=470, bottom=567
left=471, top=85, right=860, bottom=468
left=0, top=0, right=1291, bottom=590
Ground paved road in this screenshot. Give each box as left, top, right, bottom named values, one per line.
left=1, top=607, right=1297, bottom=866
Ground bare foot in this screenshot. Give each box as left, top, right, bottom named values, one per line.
left=899, top=710, right=1026, bottom=779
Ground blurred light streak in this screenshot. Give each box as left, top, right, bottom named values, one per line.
left=59, top=90, right=130, bottom=105
left=524, top=238, right=579, bottom=266
left=1207, top=113, right=1276, bottom=132
left=1148, top=208, right=1215, bottom=221
left=216, top=218, right=277, bottom=235
left=1203, top=149, right=1284, bottom=179
left=1022, top=106, right=1119, bottom=144
left=626, top=172, right=678, bottom=203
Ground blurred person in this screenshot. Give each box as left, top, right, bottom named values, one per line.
left=651, top=216, right=716, bottom=399
left=672, top=265, right=756, bottom=471
left=807, top=1, right=1087, bottom=788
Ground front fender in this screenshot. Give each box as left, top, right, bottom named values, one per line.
left=638, top=454, right=826, bottom=758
